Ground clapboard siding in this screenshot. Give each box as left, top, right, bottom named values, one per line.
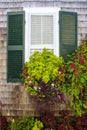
left=0, top=0, right=87, bottom=117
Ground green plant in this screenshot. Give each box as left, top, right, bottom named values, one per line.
left=8, top=116, right=44, bottom=130
left=62, top=38, right=87, bottom=116
left=21, top=38, right=87, bottom=116
left=21, top=48, right=65, bottom=102
left=32, top=119, right=44, bottom=130
left=8, top=116, right=35, bottom=130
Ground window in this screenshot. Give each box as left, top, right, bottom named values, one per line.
left=7, top=8, right=77, bottom=82
left=24, top=8, right=59, bottom=61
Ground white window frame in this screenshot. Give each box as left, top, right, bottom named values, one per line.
left=24, top=8, right=60, bottom=62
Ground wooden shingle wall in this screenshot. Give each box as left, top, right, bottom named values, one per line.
left=0, top=0, right=87, bottom=117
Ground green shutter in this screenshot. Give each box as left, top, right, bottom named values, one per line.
left=7, top=11, right=25, bottom=82
left=59, top=11, right=77, bottom=60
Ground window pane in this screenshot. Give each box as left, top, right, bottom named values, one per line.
left=43, top=16, right=53, bottom=44
left=31, top=15, right=53, bottom=45
left=31, top=15, right=41, bottom=45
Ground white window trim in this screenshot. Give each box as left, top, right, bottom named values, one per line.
left=24, top=8, right=60, bottom=62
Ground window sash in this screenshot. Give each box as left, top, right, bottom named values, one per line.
left=24, top=8, right=59, bottom=62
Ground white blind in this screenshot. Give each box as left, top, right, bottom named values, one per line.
left=31, top=15, right=53, bottom=45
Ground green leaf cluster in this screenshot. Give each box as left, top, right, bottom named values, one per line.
left=8, top=116, right=44, bottom=130
left=21, top=48, right=64, bottom=97
left=32, top=119, right=43, bottom=130
left=26, top=48, right=64, bottom=83
left=8, top=116, right=35, bottom=130
left=62, top=38, right=87, bottom=116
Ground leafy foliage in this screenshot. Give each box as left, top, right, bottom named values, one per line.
left=57, top=110, right=74, bottom=130
left=21, top=48, right=65, bottom=102
left=41, top=111, right=56, bottom=130
left=21, top=38, right=87, bottom=116
left=8, top=116, right=43, bottom=130
left=75, top=115, right=87, bottom=130
left=32, top=119, right=43, bottom=130
left=8, top=116, right=35, bottom=130
left=62, top=38, right=87, bottom=116
left=8, top=113, right=87, bottom=130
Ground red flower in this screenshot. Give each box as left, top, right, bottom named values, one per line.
left=70, top=61, right=75, bottom=69
left=79, top=55, right=85, bottom=65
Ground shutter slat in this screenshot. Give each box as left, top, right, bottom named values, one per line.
left=7, top=11, right=25, bottom=82
left=59, top=11, right=77, bottom=60
left=8, top=50, right=23, bottom=82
